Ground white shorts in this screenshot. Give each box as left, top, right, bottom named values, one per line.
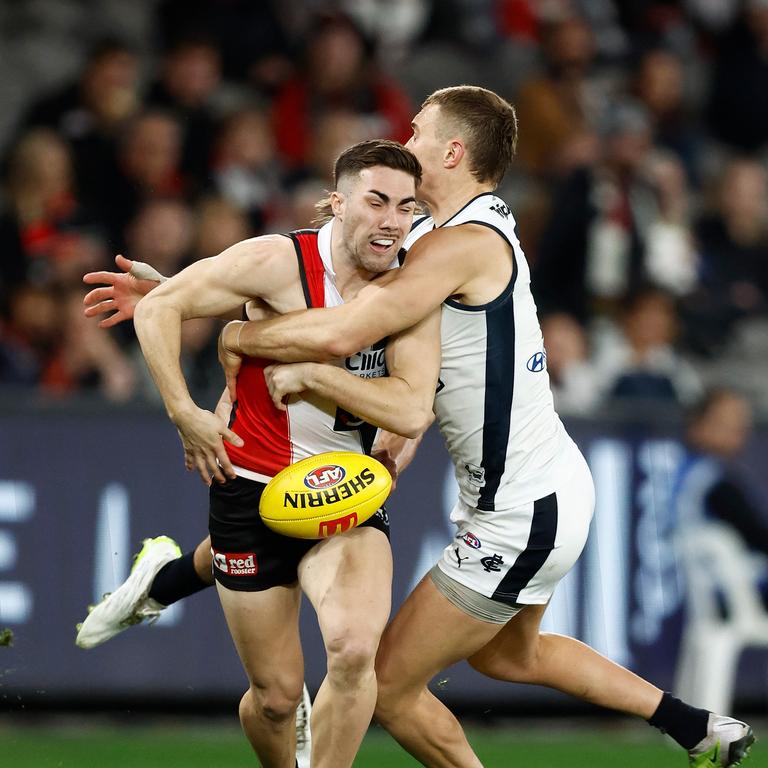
left=436, top=449, right=595, bottom=606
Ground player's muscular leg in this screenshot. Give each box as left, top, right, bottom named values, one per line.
left=374, top=575, right=502, bottom=768
left=299, top=527, right=392, bottom=768
left=193, top=536, right=214, bottom=584
left=468, top=604, right=662, bottom=718
left=217, top=583, right=304, bottom=768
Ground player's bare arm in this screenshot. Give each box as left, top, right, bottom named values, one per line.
left=264, top=309, right=440, bottom=439
left=220, top=224, right=513, bottom=368
left=134, top=234, right=302, bottom=484
left=83, top=254, right=254, bottom=328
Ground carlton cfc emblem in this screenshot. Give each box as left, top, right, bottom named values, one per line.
left=304, top=464, right=346, bottom=490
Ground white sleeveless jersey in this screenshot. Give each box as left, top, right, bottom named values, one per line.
left=404, top=194, right=578, bottom=512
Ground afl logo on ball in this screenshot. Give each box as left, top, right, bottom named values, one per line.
left=304, top=465, right=346, bottom=490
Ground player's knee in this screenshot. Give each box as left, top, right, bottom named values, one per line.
left=374, top=676, right=415, bottom=729
left=324, top=631, right=378, bottom=686
left=242, top=680, right=302, bottom=725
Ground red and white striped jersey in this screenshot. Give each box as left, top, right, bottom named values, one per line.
left=225, top=221, right=391, bottom=483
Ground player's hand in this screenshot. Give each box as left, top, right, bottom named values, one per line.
left=371, top=447, right=399, bottom=491
left=172, top=405, right=244, bottom=485
left=83, top=254, right=162, bottom=328
left=214, top=386, right=234, bottom=425
left=263, top=363, right=314, bottom=411
left=218, top=321, right=245, bottom=403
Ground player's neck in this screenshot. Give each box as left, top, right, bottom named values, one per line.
left=329, top=223, right=379, bottom=299
left=424, top=178, right=495, bottom=227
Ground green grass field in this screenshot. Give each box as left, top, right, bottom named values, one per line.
left=0, top=719, right=764, bottom=768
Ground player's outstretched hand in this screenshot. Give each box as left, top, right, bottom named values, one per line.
left=263, top=363, right=314, bottom=411
left=218, top=321, right=245, bottom=403
left=83, top=254, right=162, bottom=328
left=173, top=405, right=244, bottom=485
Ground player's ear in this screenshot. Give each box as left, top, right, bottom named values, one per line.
left=330, top=191, right=345, bottom=219
left=444, top=140, right=465, bottom=170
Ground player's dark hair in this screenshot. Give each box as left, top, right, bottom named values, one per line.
left=332, top=139, right=421, bottom=187
left=313, top=140, right=421, bottom=225
left=422, top=85, right=518, bottom=186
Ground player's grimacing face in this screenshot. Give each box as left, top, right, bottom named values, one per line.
left=339, top=166, right=417, bottom=273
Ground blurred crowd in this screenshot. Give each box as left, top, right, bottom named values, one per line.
left=0, top=0, right=767, bottom=416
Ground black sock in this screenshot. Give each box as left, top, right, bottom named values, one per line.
left=648, top=692, right=709, bottom=750
left=148, top=551, right=210, bottom=606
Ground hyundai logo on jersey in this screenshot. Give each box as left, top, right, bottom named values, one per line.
left=304, top=465, right=346, bottom=490
left=527, top=351, right=546, bottom=372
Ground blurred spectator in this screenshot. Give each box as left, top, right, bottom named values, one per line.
left=45, top=288, right=137, bottom=401
left=305, top=110, right=373, bottom=185
left=278, top=179, right=333, bottom=231
left=0, top=284, right=61, bottom=386
left=21, top=38, right=141, bottom=205
left=211, top=108, right=284, bottom=231
left=540, top=312, right=600, bottom=415
left=125, top=199, right=193, bottom=277
left=104, top=110, right=187, bottom=246
left=271, top=11, right=412, bottom=170
left=592, top=286, right=702, bottom=406
left=180, top=316, right=223, bottom=395
left=684, top=158, right=768, bottom=355
left=0, top=285, right=135, bottom=401
left=146, top=35, right=224, bottom=183
left=514, top=16, right=602, bottom=177
left=534, top=100, right=696, bottom=321
left=708, top=0, right=768, bottom=153
left=340, top=0, right=431, bottom=67
left=156, top=0, right=293, bottom=91
left=192, top=197, right=253, bottom=261
left=673, top=389, right=768, bottom=580
left=0, top=129, right=105, bottom=307
left=634, top=48, right=701, bottom=185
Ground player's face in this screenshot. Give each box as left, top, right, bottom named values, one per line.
left=338, top=166, right=416, bottom=273
left=405, top=105, right=446, bottom=193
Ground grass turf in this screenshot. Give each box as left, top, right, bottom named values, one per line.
left=2, top=721, right=764, bottom=767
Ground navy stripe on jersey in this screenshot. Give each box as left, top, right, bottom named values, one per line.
left=409, top=215, right=430, bottom=233
left=289, top=233, right=313, bottom=308
left=492, top=492, right=558, bottom=603
left=438, top=192, right=496, bottom=228
left=477, top=293, right=516, bottom=511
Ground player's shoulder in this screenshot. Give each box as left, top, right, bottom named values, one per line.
left=215, top=233, right=299, bottom=285
left=410, top=221, right=500, bottom=255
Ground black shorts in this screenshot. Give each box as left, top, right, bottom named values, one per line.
left=209, top=475, right=390, bottom=591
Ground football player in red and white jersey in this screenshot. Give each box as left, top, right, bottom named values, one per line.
left=83, top=141, right=440, bottom=768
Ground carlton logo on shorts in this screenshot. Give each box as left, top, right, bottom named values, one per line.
left=212, top=549, right=258, bottom=576
left=304, top=465, right=346, bottom=490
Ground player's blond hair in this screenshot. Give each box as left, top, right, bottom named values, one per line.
left=422, top=85, right=518, bottom=186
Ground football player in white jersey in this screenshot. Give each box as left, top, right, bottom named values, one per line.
left=214, top=87, right=754, bottom=768
left=83, top=141, right=441, bottom=768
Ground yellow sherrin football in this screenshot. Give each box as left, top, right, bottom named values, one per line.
left=259, top=452, right=392, bottom=539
